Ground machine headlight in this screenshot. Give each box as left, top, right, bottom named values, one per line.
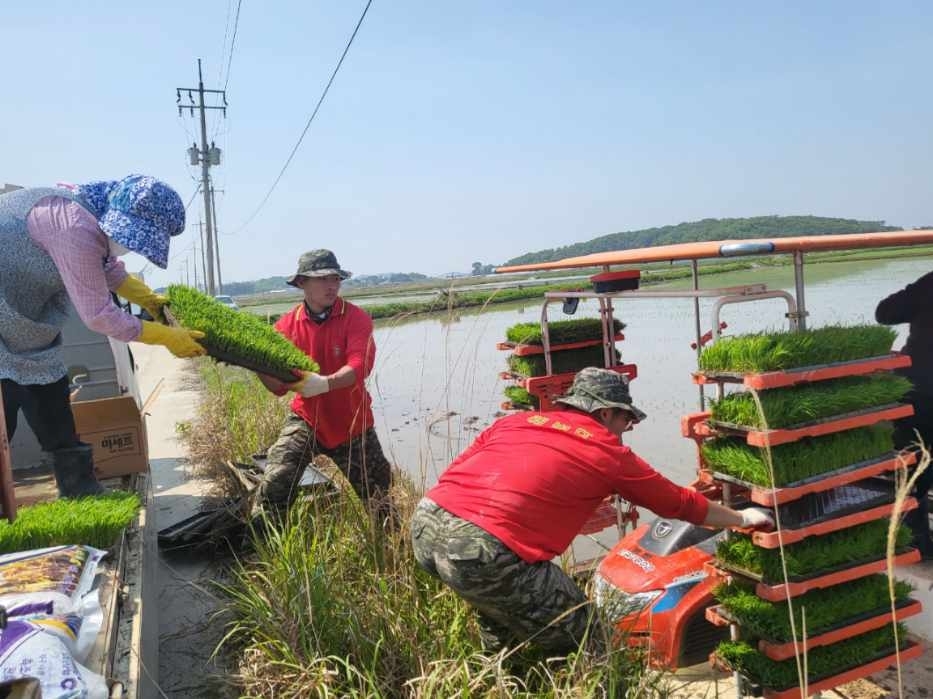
left=593, top=573, right=662, bottom=623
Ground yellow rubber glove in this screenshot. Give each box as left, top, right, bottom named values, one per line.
left=137, top=321, right=207, bottom=358
left=115, top=276, right=169, bottom=322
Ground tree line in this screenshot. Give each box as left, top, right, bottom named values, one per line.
left=502, top=215, right=899, bottom=266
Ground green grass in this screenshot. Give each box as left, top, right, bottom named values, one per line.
left=220, top=495, right=657, bottom=698
left=698, top=325, right=898, bottom=373
left=188, top=361, right=667, bottom=697
left=506, top=319, right=625, bottom=346
left=167, top=285, right=319, bottom=378
left=504, top=385, right=539, bottom=409
left=716, top=520, right=911, bottom=582
left=700, top=425, right=895, bottom=486
left=508, top=346, right=621, bottom=378
left=715, top=625, right=907, bottom=691
left=0, top=492, right=140, bottom=553
left=176, top=361, right=292, bottom=494
left=714, top=575, right=912, bottom=643
left=710, top=374, right=912, bottom=429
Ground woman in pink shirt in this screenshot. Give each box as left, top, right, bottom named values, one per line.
left=1, top=175, right=204, bottom=497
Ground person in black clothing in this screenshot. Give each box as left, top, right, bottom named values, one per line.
left=876, top=270, right=933, bottom=558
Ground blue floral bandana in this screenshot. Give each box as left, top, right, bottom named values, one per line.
left=74, top=175, right=185, bottom=269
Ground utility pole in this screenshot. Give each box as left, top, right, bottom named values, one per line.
left=192, top=246, right=200, bottom=291
left=197, top=220, right=208, bottom=293
left=210, top=184, right=223, bottom=294
left=177, top=58, right=226, bottom=295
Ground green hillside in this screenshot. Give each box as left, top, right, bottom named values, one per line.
left=503, top=215, right=900, bottom=266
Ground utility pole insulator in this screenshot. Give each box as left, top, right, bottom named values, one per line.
left=176, top=58, right=229, bottom=296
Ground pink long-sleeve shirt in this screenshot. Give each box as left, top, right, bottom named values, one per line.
left=26, top=196, right=141, bottom=342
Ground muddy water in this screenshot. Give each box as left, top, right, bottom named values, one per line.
left=371, top=257, right=931, bottom=494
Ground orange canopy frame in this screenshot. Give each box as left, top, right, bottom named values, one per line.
left=496, top=229, right=933, bottom=273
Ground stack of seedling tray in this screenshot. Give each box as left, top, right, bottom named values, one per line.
left=682, top=325, right=924, bottom=697
left=166, top=285, right=320, bottom=381
left=498, top=318, right=636, bottom=411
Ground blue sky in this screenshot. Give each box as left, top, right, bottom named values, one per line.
left=3, top=1, right=931, bottom=289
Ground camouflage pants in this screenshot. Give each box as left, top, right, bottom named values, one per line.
left=411, top=498, right=603, bottom=655
left=256, top=414, right=392, bottom=516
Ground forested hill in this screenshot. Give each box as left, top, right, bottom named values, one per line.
left=503, top=216, right=900, bottom=266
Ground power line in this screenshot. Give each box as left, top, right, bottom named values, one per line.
left=230, top=0, right=373, bottom=236
left=184, top=187, right=200, bottom=210
left=223, top=0, right=243, bottom=92
left=217, top=0, right=234, bottom=86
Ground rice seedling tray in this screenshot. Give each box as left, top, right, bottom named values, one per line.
left=711, top=451, right=913, bottom=506
left=504, top=318, right=625, bottom=346
left=751, top=497, right=915, bottom=549
left=697, top=325, right=898, bottom=374
left=711, top=640, right=922, bottom=699
left=197, top=338, right=301, bottom=383
left=496, top=334, right=625, bottom=356
left=708, top=548, right=922, bottom=601
left=693, top=352, right=911, bottom=390
left=165, top=287, right=319, bottom=382
left=707, top=403, right=915, bottom=447
left=706, top=600, right=922, bottom=661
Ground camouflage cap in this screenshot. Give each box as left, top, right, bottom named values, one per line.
left=554, top=367, right=647, bottom=422
left=287, top=249, right=352, bottom=286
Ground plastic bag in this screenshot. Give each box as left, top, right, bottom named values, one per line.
left=0, top=617, right=108, bottom=699
left=0, top=546, right=105, bottom=617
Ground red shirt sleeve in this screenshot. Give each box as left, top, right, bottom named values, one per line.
left=617, top=452, right=710, bottom=525
left=345, top=308, right=376, bottom=378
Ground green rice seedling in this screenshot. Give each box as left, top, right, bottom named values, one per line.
left=717, top=520, right=912, bottom=583
left=698, top=325, right=897, bottom=373
left=714, top=575, right=912, bottom=643
left=167, top=285, right=319, bottom=379
left=506, top=318, right=626, bottom=346
left=0, top=492, right=140, bottom=553
left=710, top=374, right=912, bottom=429
left=504, top=385, right=539, bottom=409
left=701, top=424, right=895, bottom=486
left=508, top=346, right=621, bottom=378
left=715, top=625, right=907, bottom=691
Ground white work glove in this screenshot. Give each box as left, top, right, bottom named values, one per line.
left=293, top=372, right=330, bottom=398
left=739, top=507, right=775, bottom=531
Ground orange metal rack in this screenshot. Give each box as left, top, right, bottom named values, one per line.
left=692, top=352, right=911, bottom=390
left=694, top=350, right=923, bottom=695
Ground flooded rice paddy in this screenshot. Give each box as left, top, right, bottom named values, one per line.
left=370, top=256, right=932, bottom=494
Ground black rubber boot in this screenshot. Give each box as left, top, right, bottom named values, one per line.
left=52, top=444, right=106, bottom=498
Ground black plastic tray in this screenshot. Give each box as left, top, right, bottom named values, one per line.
left=775, top=477, right=894, bottom=529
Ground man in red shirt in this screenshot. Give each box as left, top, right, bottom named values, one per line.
left=254, top=249, right=392, bottom=522
left=412, top=367, right=774, bottom=656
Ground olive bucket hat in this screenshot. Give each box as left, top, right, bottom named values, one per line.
left=554, top=367, right=648, bottom=422
left=286, top=249, right=353, bottom=287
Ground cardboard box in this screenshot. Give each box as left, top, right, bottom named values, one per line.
left=72, top=395, right=148, bottom=479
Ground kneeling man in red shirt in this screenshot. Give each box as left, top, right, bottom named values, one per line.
left=412, top=367, right=773, bottom=656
